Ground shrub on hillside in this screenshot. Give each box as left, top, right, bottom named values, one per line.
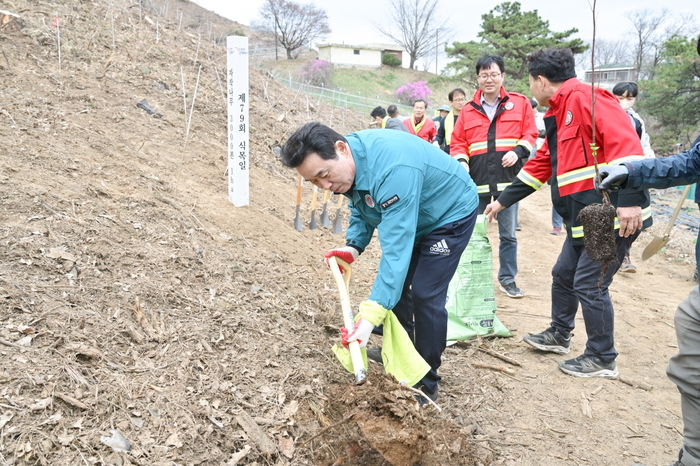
left=300, top=60, right=333, bottom=87
left=382, top=53, right=401, bottom=67
left=395, top=81, right=432, bottom=106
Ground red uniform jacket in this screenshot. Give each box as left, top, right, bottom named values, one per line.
left=450, top=87, right=538, bottom=197
left=497, top=78, right=652, bottom=243
left=403, top=115, right=436, bottom=142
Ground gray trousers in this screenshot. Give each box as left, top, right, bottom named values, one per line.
left=667, top=286, right=700, bottom=466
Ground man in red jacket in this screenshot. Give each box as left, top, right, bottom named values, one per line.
left=484, top=48, right=652, bottom=379
left=403, top=99, right=436, bottom=142
left=450, top=55, right=538, bottom=299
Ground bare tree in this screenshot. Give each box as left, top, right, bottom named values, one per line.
left=625, top=9, right=697, bottom=79
left=375, top=0, right=451, bottom=70
left=254, top=0, right=331, bottom=60
left=625, top=9, right=668, bottom=78
left=575, top=39, right=633, bottom=69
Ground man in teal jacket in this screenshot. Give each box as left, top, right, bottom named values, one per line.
left=281, top=123, right=479, bottom=403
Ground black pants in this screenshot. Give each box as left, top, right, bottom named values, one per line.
left=392, top=208, right=478, bottom=394
left=551, top=231, right=639, bottom=362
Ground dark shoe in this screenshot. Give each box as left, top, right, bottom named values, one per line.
left=415, top=386, right=439, bottom=407
left=523, top=326, right=571, bottom=354
left=619, top=255, right=637, bottom=274
left=499, top=281, right=524, bottom=298
left=558, top=354, right=619, bottom=379
left=515, top=224, right=522, bottom=231
left=366, top=347, right=383, bottom=365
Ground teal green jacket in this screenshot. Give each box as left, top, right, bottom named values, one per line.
left=344, top=129, right=478, bottom=310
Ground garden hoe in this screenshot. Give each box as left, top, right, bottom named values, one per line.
left=642, top=184, right=692, bottom=260
left=332, top=195, right=344, bottom=234
left=309, top=186, right=319, bottom=229
left=328, top=256, right=367, bottom=384
left=293, top=174, right=303, bottom=231
left=319, top=189, right=331, bottom=228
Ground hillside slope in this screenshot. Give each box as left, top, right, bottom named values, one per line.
left=1, top=1, right=699, bottom=466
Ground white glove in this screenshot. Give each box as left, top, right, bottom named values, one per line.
left=341, top=317, right=375, bottom=348
left=324, top=246, right=359, bottom=271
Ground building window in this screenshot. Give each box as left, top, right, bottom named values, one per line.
left=353, top=49, right=360, bottom=55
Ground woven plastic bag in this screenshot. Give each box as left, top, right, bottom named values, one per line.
left=446, top=215, right=512, bottom=341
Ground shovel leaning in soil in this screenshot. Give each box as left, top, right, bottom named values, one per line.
left=309, top=186, right=319, bottom=229
left=328, top=257, right=367, bottom=384
left=642, top=184, right=692, bottom=260
left=319, top=189, right=331, bottom=228
left=332, top=195, right=344, bottom=234
left=293, top=174, right=303, bottom=231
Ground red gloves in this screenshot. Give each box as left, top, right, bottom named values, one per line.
left=324, top=246, right=359, bottom=271
left=340, top=317, right=375, bottom=349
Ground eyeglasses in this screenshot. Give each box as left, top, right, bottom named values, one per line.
left=477, top=73, right=502, bottom=81
left=452, top=98, right=466, bottom=103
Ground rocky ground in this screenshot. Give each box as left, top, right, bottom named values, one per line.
left=0, top=1, right=699, bottom=465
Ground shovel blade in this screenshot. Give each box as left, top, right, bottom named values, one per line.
left=294, top=206, right=303, bottom=231
left=320, top=205, right=330, bottom=228
left=332, top=209, right=343, bottom=234
left=641, top=235, right=669, bottom=261
left=309, top=211, right=318, bottom=229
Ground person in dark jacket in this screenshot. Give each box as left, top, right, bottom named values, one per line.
left=370, top=106, right=409, bottom=132
left=597, top=137, right=700, bottom=466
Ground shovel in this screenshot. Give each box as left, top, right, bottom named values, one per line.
left=332, top=195, right=344, bottom=234
left=309, top=186, right=319, bottom=229
left=641, top=184, right=692, bottom=260
left=319, top=189, right=331, bottom=228
left=328, top=256, right=367, bottom=384
left=293, top=174, right=303, bottom=231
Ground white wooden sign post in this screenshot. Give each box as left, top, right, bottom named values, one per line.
left=227, top=36, right=249, bottom=207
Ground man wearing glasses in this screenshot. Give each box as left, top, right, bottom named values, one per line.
left=435, top=88, right=467, bottom=154
left=450, top=55, right=538, bottom=299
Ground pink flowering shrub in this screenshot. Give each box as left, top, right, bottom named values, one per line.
left=300, top=60, right=333, bottom=86
left=395, top=81, right=432, bottom=106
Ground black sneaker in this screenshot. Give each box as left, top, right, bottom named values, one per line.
left=499, top=281, right=524, bottom=298
left=366, top=347, right=383, bottom=365
left=415, top=387, right=439, bottom=407
left=523, top=326, right=571, bottom=354
left=558, top=354, right=619, bottom=379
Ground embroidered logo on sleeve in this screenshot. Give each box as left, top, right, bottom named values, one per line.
left=380, top=195, right=400, bottom=209
left=364, top=194, right=375, bottom=208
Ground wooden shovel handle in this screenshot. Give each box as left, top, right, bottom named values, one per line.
left=295, top=174, right=303, bottom=206
left=328, top=257, right=366, bottom=383
left=310, top=185, right=318, bottom=211
left=662, top=184, right=692, bottom=237
left=322, top=189, right=330, bottom=204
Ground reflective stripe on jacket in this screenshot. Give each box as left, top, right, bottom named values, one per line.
left=450, top=87, right=538, bottom=197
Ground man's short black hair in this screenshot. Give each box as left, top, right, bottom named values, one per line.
left=475, top=55, right=505, bottom=74
left=281, top=122, right=347, bottom=168
left=387, top=104, right=399, bottom=117
left=370, top=105, right=386, bottom=119
left=612, top=82, right=639, bottom=98
left=448, top=88, right=466, bottom=102
left=413, top=99, right=427, bottom=108
left=527, top=48, right=576, bottom=83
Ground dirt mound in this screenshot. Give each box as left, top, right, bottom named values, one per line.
left=1, top=0, right=699, bottom=465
